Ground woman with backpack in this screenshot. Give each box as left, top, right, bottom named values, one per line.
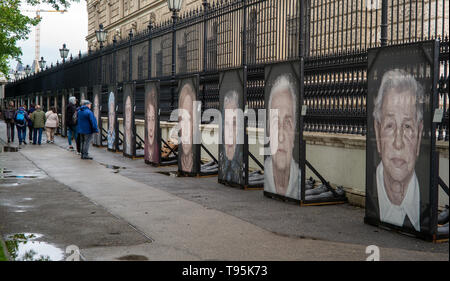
left=14, top=105, right=30, bottom=145
left=45, top=106, right=59, bottom=143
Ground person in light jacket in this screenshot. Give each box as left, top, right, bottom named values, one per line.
left=45, top=106, right=59, bottom=143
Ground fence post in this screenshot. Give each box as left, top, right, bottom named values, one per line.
left=202, top=0, right=209, bottom=72
left=172, top=11, right=178, bottom=78
left=242, top=0, right=247, bottom=66
left=113, top=35, right=117, bottom=84
left=299, top=0, right=306, bottom=196
left=148, top=21, right=153, bottom=79
left=129, top=30, right=133, bottom=81
left=380, top=0, right=388, bottom=46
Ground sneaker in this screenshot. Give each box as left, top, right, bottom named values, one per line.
left=68, top=145, right=74, bottom=150
left=23, top=141, right=27, bottom=145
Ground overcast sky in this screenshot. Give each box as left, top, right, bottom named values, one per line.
left=10, top=0, right=88, bottom=71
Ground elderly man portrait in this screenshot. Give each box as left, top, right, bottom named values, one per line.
left=178, top=82, right=195, bottom=172
left=373, top=69, right=424, bottom=232
left=220, top=90, right=243, bottom=184
left=107, top=92, right=116, bottom=150
left=145, top=88, right=158, bottom=163
left=264, top=74, right=301, bottom=200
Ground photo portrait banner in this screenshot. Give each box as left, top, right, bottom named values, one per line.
left=177, top=75, right=200, bottom=175
left=218, top=68, right=245, bottom=187
left=92, top=85, right=102, bottom=146
left=264, top=61, right=303, bottom=202
left=365, top=40, right=439, bottom=239
left=107, top=86, right=118, bottom=152
left=123, top=82, right=136, bottom=158
left=61, top=93, right=66, bottom=137
left=144, top=80, right=161, bottom=165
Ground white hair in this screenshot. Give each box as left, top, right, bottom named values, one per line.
left=373, top=69, right=424, bottom=123
left=224, top=90, right=239, bottom=109
left=268, top=74, right=297, bottom=130
left=68, top=96, right=76, bottom=104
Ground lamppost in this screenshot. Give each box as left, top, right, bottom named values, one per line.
left=168, top=0, right=182, bottom=77
left=25, top=65, right=31, bottom=76
left=95, top=24, right=107, bottom=85
left=59, top=43, right=69, bottom=63
left=95, top=24, right=107, bottom=49
left=38, top=57, right=46, bottom=71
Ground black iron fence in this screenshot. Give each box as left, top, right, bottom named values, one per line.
left=4, top=0, right=449, bottom=139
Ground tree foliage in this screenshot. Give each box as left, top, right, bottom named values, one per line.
left=0, top=0, right=78, bottom=78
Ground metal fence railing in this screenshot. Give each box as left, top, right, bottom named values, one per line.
left=5, top=0, right=449, bottom=139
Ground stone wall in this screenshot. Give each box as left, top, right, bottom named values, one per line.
left=102, top=117, right=449, bottom=208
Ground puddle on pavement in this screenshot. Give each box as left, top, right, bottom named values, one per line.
left=0, top=145, right=19, bottom=153
left=0, top=175, right=39, bottom=179
left=116, top=254, right=148, bottom=261
left=156, top=171, right=178, bottom=177
left=4, top=233, right=65, bottom=261
left=99, top=163, right=127, bottom=170
left=0, top=182, right=21, bottom=187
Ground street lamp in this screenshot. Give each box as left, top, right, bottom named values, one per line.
left=167, top=0, right=183, bottom=78
left=59, top=43, right=69, bottom=63
left=25, top=65, right=31, bottom=76
left=95, top=24, right=107, bottom=49
left=38, top=57, right=46, bottom=71
left=167, top=0, right=182, bottom=13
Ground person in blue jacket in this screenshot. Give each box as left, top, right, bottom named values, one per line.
left=77, top=100, right=99, bottom=159
left=15, top=105, right=30, bottom=145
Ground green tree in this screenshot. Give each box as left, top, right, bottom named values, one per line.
left=0, top=0, right=78, bottom=78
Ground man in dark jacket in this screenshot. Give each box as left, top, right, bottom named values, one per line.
left=3, top=101, right=16, bottom=143
left=15, top=105, right=30, bottom=145
left=66, top=96, right=78, bottom=150
left=77, top=100, right=99, bottom=159
left=27, top=104, right=36, bottom=142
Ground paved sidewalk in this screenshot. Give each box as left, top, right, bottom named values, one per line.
left=1, top=122, right=448, bottom=260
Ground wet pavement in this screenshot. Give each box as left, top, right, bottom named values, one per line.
left=0, top=122, right=448, bottom=260
left=0, top=140, right=151, bottom=261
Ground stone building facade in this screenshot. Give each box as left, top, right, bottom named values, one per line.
left=86, top=0, right=203, bottom=50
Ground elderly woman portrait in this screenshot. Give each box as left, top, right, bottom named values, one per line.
left=220, top=90, right=243, bottom=184
left=145, top=87, right=158, bottom=163
left=264, top=74, right=301, bottom=200
left=373, top=69, right=424, bottom=232
left=178, top=82, right=195, bottom=172
left=107, top=92, right=116, bottom=150
left=124, top=95, right=133, bottom=156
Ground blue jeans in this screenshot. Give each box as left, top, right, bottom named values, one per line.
left=33, top=128, right=43, bottom=144
left=67, top=125, right=77, bottom=146
left=16, top=125, right=27, bottom=143
left=80, top=133, right=93, bottom=158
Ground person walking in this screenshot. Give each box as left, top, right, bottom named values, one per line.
left=3, top=101, right=16, bottom=143
left=45, top=107, right=59, bottom=143
left=27, top=103, right=36, bottom=142
left=14, top=105, right=29, bottom=145
left=31, top=105, right=46, bottom=145
left=77, top=100, right=98, bottom=160
left=66, top=96, right=78, bottom=150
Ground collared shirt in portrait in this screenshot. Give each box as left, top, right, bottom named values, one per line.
left=376, top=162, right=421, bottom=232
